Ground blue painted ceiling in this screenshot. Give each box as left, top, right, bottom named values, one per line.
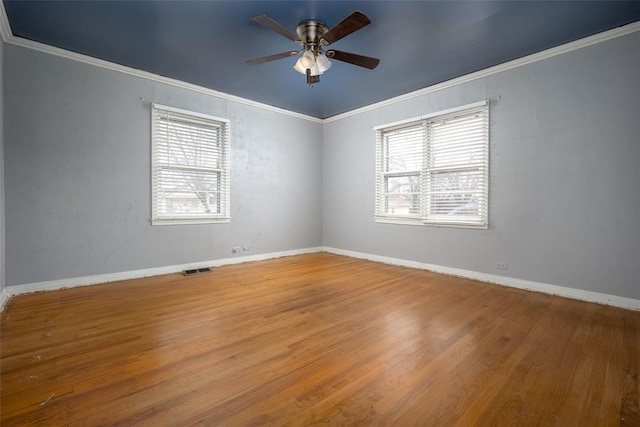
left=4, top=1, right=640, bottom=118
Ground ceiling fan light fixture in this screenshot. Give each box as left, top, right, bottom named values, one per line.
left=294, top=49, right=317, bottom=74
left=300, top=49, right=316, bottom=68
left=316, top=52, right=332, bottom=73
left=310, top=62, right=322, bottom=77
left=294, top=49, right=332, bottom=76
left=293, top=57, right=307, bottom=74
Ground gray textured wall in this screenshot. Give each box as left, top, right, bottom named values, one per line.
left=323, top=32, right=640, bottom=300
left=4, top=45, right=323, bottom=286
left=4, top=32, right=640, bottom=300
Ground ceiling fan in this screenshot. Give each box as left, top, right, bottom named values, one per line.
left=246, top=11, right=380, bottom=86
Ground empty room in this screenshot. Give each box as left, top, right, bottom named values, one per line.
left=1, top=1, right=639, bottom=425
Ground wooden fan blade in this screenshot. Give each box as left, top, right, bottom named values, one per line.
left=246, top=51, right=299, bottom=66
left=326, top=50, right=380, bottom=69
left=320, top=11, right=371, bottom=45
left=251, top=15, right=300, bottom=43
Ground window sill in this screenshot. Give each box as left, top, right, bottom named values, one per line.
left=375, top=217, right=488, bottom=230
left=152, top=218, right=231, bottom=226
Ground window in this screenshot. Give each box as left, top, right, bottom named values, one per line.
left=151, top=104, right=230, bottom=225
left=375, top=101, right=488, bottom=228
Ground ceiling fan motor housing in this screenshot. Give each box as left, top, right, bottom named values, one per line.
left=296, top=20, right=329, bottom=52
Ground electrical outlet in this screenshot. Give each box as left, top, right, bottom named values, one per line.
left=495, top=262, right=508, bottom=270
left=243, top=246, right=250, bottom=251
left=232, top=246, right=241, bottom=254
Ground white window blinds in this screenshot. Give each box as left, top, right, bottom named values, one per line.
left=152, top=104, right=230, bottom=224
left=375, top=102, right=488, bottom=228
left=376, top=121, right=426, bottom=218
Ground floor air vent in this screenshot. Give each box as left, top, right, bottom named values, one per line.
left=183, top=267, right=212, bottom=276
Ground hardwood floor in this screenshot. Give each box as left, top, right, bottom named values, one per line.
left=1, top=252, right=639, bottom=426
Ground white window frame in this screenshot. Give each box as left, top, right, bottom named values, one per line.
left=151, top=104, right=230, bottom=225
left=374, top=101, right=489, bottom=229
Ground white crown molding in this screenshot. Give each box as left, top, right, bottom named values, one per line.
left=2, top=1, right=639, bottom=125
left=0, top=3, right=321, bottom=124
left=2, top=247, right=323, bottom=305
left=322, top=247, right=640, bottom=312
left=323, top=20, right=640, bottom=124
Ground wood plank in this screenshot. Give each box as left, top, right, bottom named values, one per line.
left=1, top=253, right=639, bottom=425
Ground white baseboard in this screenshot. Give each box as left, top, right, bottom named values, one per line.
left=0, top=287, right=9, bottom=311
left=3, top=247, right=323, bottom=302
left=3, top=246, right=638, bottom=313
left=322, top=247, right=640, bottom=312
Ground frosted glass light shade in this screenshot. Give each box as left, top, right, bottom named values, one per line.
left=310, top=62, right=322, bottom=76
left=300, top=50, right=315, bottom=68
left=294, top=50, right=318, bottom=74
left=316, top=52, right=332, bottom=73
left=293, top=58, right=307, bottom=74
